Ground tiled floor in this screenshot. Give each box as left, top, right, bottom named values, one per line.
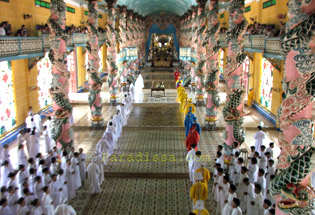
left=4, top=88, right=283, bottom=215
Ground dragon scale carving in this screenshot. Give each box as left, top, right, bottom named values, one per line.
left=269, top=0, right=315, bottom=213
left=86, top=0, right=103, bottom=121
left=47, top=0, right=73, bottom=149
left=222, top=0, right=247, bottom=165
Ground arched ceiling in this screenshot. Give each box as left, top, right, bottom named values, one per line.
left=72, top=0, right=230, bottom=17
left=117, top=0, right=197, bottom=16
left=72, top=0, right=198, bottom=16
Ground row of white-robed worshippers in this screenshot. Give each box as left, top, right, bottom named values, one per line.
left=0, top=76, right=139, bottom=214
left=88, top=89, right=135, bottom=195
left=0, top=90, right=136, bottom=214
left=0, top=142, right=82, bottom=214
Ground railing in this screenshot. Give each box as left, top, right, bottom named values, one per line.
left=0, top=33, right=106, bottom=58
left=219, top=33, right=282, bottom=55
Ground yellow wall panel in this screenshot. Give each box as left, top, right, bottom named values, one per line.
left=245, top=0, right=289, bottom=28
left=219, top=11, right=229, bottom=29
left=252, top=53, right=263, bottom=103
left=76, top=46, right=85, bottom=89
left=0, top=0, right=108, bottom=36
left=11, top=59, right=29, bottom=126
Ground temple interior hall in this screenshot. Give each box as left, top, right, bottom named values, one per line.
left=0, top=0, right=315, bottom=214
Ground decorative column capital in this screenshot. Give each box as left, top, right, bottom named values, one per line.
left=187, top=9, right=192, bottom=19
left=191, top=5, right=198, bottom=14
left=117, top=5, right=127, bottom=15
left=105, top=0, right=117, bottom=10
left=196, top=0, right=207, bottom=9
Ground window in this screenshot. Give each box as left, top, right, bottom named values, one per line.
left=245, top=6, right=251, bottom=12
left=67, top=51, right=77, bottom=93
left=260, top=57, right=274, bottom=110
left=220, top=14, right=224, bottom=18
left=98, top=47, right=103, bottom=73
left=98, top=14, right=103, bottom=19
left=37, top=52, right=52, bottom=109
left=67, top=7, right=75, bottom=14
left=263, top=0, right=276, bottom=8
left=0, top=61, right=16, bottom=135
left=0, top=0, right=9, bottom=2
left=242, top=56, right=250, bottom=100
left=84, top=11, right=88, bottom=16
left=35, top=0, right=50, bottom=9
left=219, top=49, right=224, bottom=75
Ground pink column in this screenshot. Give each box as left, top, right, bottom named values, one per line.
left=270, top=0, right=315, bottom=214
left=47, top=0, right=73, bottom=149
left=106, top=0, right=118, bottom=104
left=222, top=0, right=247, bottom=165
left=204, top=0, right=221, bottom=122
left=86, top=0, right=103, bottom=126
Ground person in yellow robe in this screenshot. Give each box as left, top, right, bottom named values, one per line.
left=180, top=91, right=187, bottom=113
left=183, top=94, right=189, bottom=112
left=184, top=98, right=196, bottom=117
left=190, top=172, right=208, bottom=204
left=176, top=85, right=185, bottom=102
left=191, top=200, right=209, bottom=215
left=192, top=209, right=210, bottom=215
left=195, top=164, right=210, bottom=187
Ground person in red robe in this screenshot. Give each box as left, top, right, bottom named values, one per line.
left=185, top=123, right=200, bottom=153
left=174, top=70, right=180, bottom=82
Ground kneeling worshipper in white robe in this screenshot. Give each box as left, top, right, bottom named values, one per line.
left=42, top=186, right=54, bottom=215
left=134, top=73, right=144, bottom=103
left=118, top=104, right=127, bottom=126
left=96, top=138, right=112, bottom=165
left=54, top=204, right=77, bottom=215
left=113, top=110, right=123, bottom=139
left=129, top=83, right=135, bottom=102
left=94, top=154, right=104, bottom=184
left=86, top=157, right=101, bottom=194
left=105, top=120, right=117, bottom=149
left=122, top=94, right=132, bottom=116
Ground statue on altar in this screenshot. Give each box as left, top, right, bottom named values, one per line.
left=149, top=34, right=176, bottom=67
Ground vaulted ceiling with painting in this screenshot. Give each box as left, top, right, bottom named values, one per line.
left=73, top=0, right=198, bottom=16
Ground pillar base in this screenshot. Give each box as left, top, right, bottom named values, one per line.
left=110, top=97, right=118, bottom=106
left=196, top=97, right=205, bottom=106
left=91, top=119, right=104, bottom=129
left=204, top=118, right=217, bottom=131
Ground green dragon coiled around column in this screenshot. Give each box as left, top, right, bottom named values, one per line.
left=53, top=93, right=73, bottom=113
left=269, top=0, right=315, bottom=213
left=48, top=0, right=73, bottom=149
left=270, top=147, right=315, bottom=215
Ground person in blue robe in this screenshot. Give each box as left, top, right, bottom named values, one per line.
left=193, top=117, right=201, bottom=135
left=184, top=107, right=195, bottom=137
